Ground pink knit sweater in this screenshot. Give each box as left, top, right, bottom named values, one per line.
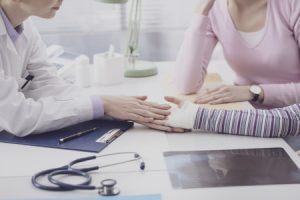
left=176, top=0, right=300, bottom=108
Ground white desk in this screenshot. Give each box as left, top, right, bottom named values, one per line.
left=1, top=62, right=300, bottom=200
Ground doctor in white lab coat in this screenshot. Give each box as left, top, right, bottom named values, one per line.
left=0, top=0, right=177, bottom=137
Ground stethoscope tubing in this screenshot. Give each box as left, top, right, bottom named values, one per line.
left=48, top=168, right=96, bottom=190
left=31, top=165, right=73, bottom=191
left=32, top=152, right=144, bottom=192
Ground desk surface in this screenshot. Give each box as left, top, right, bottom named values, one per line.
left=1, top=62, right=300, bottom=200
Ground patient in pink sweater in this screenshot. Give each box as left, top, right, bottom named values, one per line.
left=176, top=0, right=300, bottom=109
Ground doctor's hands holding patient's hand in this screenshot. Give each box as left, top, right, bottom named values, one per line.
left=101, top=96, right=184, bottom=132
left=194, top=85, right=254, bottom=105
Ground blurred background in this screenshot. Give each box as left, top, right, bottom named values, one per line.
left=32, top=0, right=224, bottom=62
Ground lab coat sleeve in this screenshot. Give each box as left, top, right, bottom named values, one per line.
left=175, top=14, right=218, bottom=94
left=0, top=72, right=93, bottom=137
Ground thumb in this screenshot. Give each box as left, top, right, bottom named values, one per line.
left=164, top=96, right=184, bottom=108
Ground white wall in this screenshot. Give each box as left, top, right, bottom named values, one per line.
left=32, top=0, right=225, bottom=63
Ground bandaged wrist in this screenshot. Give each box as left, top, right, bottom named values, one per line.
left=167, top=101, right=200, bottom=130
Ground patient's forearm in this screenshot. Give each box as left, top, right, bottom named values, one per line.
left=194, top=104, right=300, bottom=137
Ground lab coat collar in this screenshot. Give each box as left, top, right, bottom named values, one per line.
left=0, top=15, right=29, bottom=55
left=0, top=11, right=7, bottom=36
left=0, top=8, right=23, bottom=42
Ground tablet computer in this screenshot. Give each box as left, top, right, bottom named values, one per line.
left=164, top=148, right=300, bottom=189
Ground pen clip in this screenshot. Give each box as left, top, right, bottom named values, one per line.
left=96, top=129, right=123, bottom=144
left=21, top=74, right=34, bottom=90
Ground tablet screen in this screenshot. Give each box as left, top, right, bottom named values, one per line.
left=164, top=148, right=300, bottom=189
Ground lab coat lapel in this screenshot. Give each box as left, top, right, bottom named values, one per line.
left=5, top=29, right=29, bottom=56
left=6, top=36, right=18, bottom=55
left=14, top=34, right=28, bottom=54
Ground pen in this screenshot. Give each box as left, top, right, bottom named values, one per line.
left=59, top=127, right=97, bottom=144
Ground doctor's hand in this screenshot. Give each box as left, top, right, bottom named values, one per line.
left=102, top=96, right=171, bottom=124
left=197, top=0, right=216, bottom=16
left=194, top=85, right=253, bottom=105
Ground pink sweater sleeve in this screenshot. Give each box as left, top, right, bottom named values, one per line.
left=175, top=14, right=218, bottom=94
left=261, top=0, right=300, bottom=108
left=261, top=83, right=300, bottom=108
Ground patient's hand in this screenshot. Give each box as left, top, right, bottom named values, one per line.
left=141, top=97, right=187, bottom=132
left=140, top=121, right=185, bottom=133
left=194, top=85, right=253, bottom=105
left=150, top=97, right=199, bottom=131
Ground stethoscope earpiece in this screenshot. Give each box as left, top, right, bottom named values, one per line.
left=134, top=153, right=145, bottom=170
left=140, top=161, right=145, bottom=170
left=98, top=179, right=120, bottom=196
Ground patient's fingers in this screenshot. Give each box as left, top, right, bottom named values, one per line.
left=141, top=122, right=172, bottom=132
left=164, top=96, right=183, bottom=107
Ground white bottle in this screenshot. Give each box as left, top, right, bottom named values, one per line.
left=75, top=55, right=90, bottom=88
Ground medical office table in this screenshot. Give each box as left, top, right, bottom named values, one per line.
left=1, top=62, right=300, bottom=200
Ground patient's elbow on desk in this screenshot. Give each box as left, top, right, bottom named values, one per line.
left=177, top=84, right=200, bottom=95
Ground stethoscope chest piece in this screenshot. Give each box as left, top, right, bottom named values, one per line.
left=98, top=179, right=120, bottom=196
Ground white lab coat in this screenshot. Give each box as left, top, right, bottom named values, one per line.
left=0, top=17, right=94, bottom=137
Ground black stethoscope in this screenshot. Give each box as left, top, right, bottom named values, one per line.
left=32, top=152, right=145, bottom=196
